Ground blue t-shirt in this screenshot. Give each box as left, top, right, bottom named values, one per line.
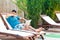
left=6, top=16, right=21, bottom=29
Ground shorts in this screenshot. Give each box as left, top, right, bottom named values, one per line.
left=13, top=24, right=24, bottom=30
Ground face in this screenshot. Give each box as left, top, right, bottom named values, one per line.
left=12, top=12, right=16, bottom=15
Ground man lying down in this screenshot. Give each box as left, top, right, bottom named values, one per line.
left=6, top=10, right=44, bottom=38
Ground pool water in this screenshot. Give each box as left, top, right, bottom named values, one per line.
left=36, top=32, right=60, bottom=40
left=45, top=32, right=60, bottom=38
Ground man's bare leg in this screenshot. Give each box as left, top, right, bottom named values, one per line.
left=28, top=26, right=43, bottom=32
left=22, top=25, right=43, bottom=38
left=28, top=26, right=43, bottom=38
left=35, top=27, right=43, bottom=32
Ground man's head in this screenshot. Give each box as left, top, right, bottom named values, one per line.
left=11, top=10, right=16, bottom=14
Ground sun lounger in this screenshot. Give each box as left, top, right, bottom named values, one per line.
left=2, top=14, right=45, bottom=33
left=40, top=15, right=60, bottom=27
left=0, top=14, right=35, bottom=40
left=1, top=14, right=37, bottom=34
left=1, top=13, right=45, bottom=40
left=56, top=13, right=60, bottom=21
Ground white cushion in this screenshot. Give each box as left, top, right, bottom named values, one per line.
left=41, top=16, right=56, bottom=24
left=0, top=17, right=7, bottom=30
left=2, top=15, right=12, bottom=29
left=41, top=15, right=60, bottom=26
left=56, top=13, right=60, bottom=21
left=0, top=30, right=33, bottom=37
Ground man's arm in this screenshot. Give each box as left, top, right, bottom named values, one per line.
left=20, top=17, right=27, bottom=21
left=19, top=17, right=27, bottom=23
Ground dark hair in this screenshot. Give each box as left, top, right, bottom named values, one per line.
left=12, top=10, right=16, bottom=13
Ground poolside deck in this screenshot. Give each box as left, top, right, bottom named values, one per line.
left=45, top=28, right=60, bottom=33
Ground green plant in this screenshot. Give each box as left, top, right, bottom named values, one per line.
left=12, top=0, right=60, bottom=28
left=12, top=0, right=27, bottom=11
left=27, top=0, right=43, bottom=28
left=42, top=0, right=57, bottom=20
left=12, top=0, right=28, bottom=18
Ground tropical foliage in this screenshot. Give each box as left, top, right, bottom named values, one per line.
left=12, top=0, right=27, bottom=11
left=42, top=0, right=60, bottom=19
left=27, top=0, right=44, bottom=28
left=12, top=0, right=60, bottom=28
